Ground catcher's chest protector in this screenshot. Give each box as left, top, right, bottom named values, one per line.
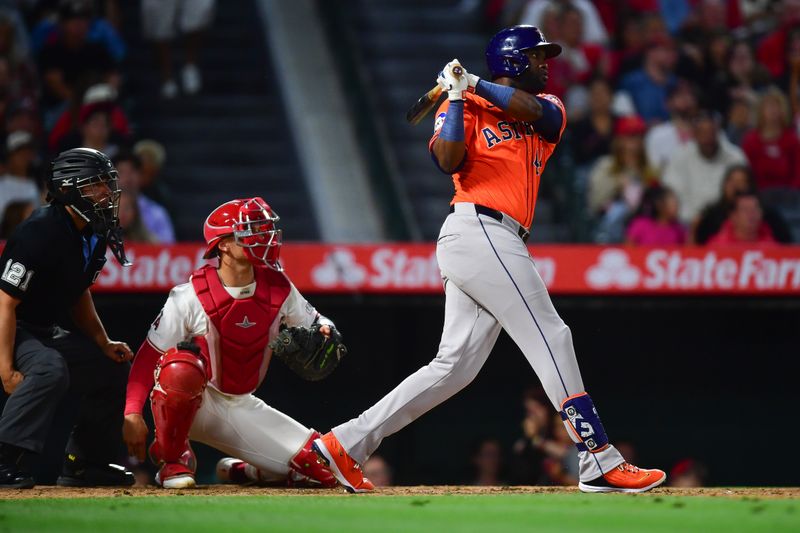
left=191, top=265, right=290, bottom=394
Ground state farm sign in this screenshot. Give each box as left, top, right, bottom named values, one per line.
left=2, top=241, right=797, bottom=295
left=583, top=248, right=800, bottom=292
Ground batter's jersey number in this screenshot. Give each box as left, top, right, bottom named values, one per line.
left=1, top=259, right=34, bottom=291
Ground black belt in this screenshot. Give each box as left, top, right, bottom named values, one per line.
left=449, top=204, right=530, bottom=243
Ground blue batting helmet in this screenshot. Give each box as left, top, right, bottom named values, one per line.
left=485, top=25, right=562, bottom=79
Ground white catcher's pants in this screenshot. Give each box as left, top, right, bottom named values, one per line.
left=189, top=386, right=312, bottom=481
left=333, top=203, right=624, bottom=481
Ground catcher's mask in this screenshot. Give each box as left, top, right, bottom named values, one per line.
left=48, top=147, right=130, bottom=266
left=202, top=197, right=283, bottom=270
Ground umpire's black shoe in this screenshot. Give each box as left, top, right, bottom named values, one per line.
left=0, top=462, right=34, bottom=489
left=56, top=454, right=134, bottom=487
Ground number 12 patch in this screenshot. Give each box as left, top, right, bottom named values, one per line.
left=1, top=259, right=34, bottom=291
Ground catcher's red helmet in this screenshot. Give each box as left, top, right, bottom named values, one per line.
left=202, top=197, right=282, bottom=270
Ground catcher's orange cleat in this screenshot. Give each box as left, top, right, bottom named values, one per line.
left=579, top=462, right=666, bottom=493
left=312, top=432, right=374, bottom=493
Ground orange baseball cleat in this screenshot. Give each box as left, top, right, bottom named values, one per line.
left=312, top=432, right=375, bottom=493
left=579, top=462, right=666, bottom=493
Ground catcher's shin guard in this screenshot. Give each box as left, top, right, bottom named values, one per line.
left=560, top=392, right=610, bottom=453
left=149, top=346, right=207, bottom=474
left=289, top=431, right=337, bottom=488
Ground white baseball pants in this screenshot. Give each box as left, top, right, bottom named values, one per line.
left=188, top=386, right=312, bottom=481
left=333, top=203, right=624, bottom=481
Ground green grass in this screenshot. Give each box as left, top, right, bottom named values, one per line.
left=1, top=494, right=797, bottom=533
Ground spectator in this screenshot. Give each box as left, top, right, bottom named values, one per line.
left=57, top=103, right=122, bottom=159
left=4, top=97, right=41, bottom=141
left=694, top=165, right=792, bottom=244
left=0, top=9, right=37, bottom=102
left=518, top=0, right=608, bottom=45
left=619, top=35, right=678, bottom=123
left=625, top=185, right=686, bottom=246
left=756, top=0, right=800, bottom=80
left=625, top=184, right=686, bottom=245
left=510, top=387, right=550, bottom=484
left=790, top=29, right=800, bottom=132
left=118, top=190, right=156, bottom=244
left=707, top=190, right=778, bottom=246
left=668, top=459, right=708, bottom=488
left=141, top=0, right=216, bottom=98
left=540, top=413, right=578, bottom=486
left=0, top=199, right=34, bottom=239
left=133, top=139, right=171, bottom=207
left=362, top=455, right=393, bottom=488
left=725, top=95, right=754, bottom=146
left=711, top=39, right=770, bottom=117
left=37, top=0, right=119, bottom=128
left=0, top=130, right=40, bottom=222
left=645, top=80, right=699, bottom=172
left=31, top=0, right=126, bottom=62
left=662, top=111, right=747, bottom=224
left=469, top=438, right=506, bottom=486
left=569, top=77, right=615, bottom=168
left=549, top=4, right=608, bottom=109
left=588, top=115, right=657, bottom=243
left=114, top=152, right=175, bottom=243
left=741, top=86, right=800, bottom=190
left=49, top=83, right=131, bottom=154
left=510, top=386, right=578, bottom=486
left=611, top=15, right=648, bottom=79
left=699, top=30, right=731, bottom=91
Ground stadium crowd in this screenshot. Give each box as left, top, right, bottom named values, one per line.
left=3, top=0, right=799, bottom=247
left=487, top=0, right=800, bottom=244
left=0, top=0, right=182, bottom=243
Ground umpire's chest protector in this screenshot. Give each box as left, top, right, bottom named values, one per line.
left=190, top=265, right=290, bottom=395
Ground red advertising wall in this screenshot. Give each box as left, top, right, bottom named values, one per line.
left=7, top=242, right=794, bottom=295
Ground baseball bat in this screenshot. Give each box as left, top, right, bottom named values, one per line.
left=406, top=66, right=463, bottom=126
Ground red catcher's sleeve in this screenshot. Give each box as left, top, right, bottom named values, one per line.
left=124, top=339, right=163, bottom=416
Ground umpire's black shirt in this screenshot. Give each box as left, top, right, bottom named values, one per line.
left=0, top=204, right=107, bottom=327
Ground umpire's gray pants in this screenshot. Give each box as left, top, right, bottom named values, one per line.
left=0, top=324, right=129, bottom=464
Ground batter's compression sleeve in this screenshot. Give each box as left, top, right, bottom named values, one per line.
left=124, top=339, right=162, bottom=415
left=532, top=96, right=565, bottom=143
left=533, top=96, right=564, bottom=144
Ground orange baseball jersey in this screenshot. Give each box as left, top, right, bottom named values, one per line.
left=429, top=91, right=567, bottom=229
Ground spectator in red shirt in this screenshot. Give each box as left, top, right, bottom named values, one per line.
left=707, top=190, right=778, bottom=246
left=553, top=4, right=607, bottom=86
left=741, top=86, right=800, bottom=190
left=625, top=184, right=686, bottom=245
left=756, top=0, right=800, bottom=80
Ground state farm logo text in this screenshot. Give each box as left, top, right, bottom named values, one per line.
left=97, top=249, right=209, bottom=289
left=310, top=248, right=558, bottom=290
left=312, top=248, right=441, bottom=290
left=644, top=250, right=800, bottom=290
left=586, top=249, right=800, bottom=291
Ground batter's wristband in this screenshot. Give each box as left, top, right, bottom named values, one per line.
left=439, top=101, right=465, bottom=142
left=475, top=80, right=514, bottom=110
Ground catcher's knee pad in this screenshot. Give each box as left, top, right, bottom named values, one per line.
left=289, top=431, right=337, bottom=488
left=150, top=345, right=207, bottom=465
left=560, top=392, right=609, bottom=453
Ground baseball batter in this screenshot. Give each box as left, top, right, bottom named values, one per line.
left=123, top=197, right=341, bottom=488
left=314, top=26, right=666, bottom=493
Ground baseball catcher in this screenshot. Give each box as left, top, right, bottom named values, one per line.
left=122, top=197, right=343, bottom=489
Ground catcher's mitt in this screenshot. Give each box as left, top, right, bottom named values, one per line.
left=269, top=324, right=347, bottom=381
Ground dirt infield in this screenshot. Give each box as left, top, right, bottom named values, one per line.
left=1, top=485, right=798, bottom=500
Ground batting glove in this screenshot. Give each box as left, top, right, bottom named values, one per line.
left=437, top=58, right=469, bottom=101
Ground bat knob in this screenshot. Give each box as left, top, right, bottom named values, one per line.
left=452, top=66, right=463, bottom=77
